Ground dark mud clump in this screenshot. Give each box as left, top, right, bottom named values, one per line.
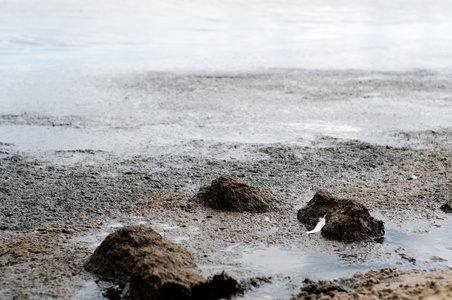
left=84, top=225, right=202, bottom=284
left=294, top=279, right=347, bottom=299
left=126, top=270, right=239, bottom=300
left=84, top=225, right=240, bottom=300
left=440, top=200, right=452, bottom=213
left=297, top=190, right=384, bottom=242
left=193, top=174, right=277, bottom=212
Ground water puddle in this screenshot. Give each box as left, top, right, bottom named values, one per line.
left=76, top=222, right=125, bottom=249
left=72, top=281, right=105, bottom=300
left=237, top=247, right=384, bottom=299
left=204, top=221, right=452, bottom=299
left=385, top=223, right=452, bottom=268
left=74, top=219, right=452, bottom=299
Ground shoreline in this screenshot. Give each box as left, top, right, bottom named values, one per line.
left=1, top=69, right=451, bottom=299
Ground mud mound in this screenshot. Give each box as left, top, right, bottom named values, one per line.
left=297, top=190, right=384, bottom=241
left=126, top=270, right=239, bottom=300
left=440, top=200, right=452, bottom=213
left=193, top=174, right=276, bottom=212
left=84, top=225, right=200, bottom=283
left=84, top=225, right=240, bottom=299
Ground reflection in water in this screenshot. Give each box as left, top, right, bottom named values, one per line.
left=385, top=222, right=452, bottom=268
left=238, top=247, right=389, bottom=299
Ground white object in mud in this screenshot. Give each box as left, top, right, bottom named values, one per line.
left=306, top=215, right=326, bottom=234
left=264, top=216, right=277, bottom=224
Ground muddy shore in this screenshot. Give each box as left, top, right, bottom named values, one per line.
left=1, top=70, right=451, bottom=299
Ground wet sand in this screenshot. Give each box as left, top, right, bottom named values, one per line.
left=1, top=70, right=451, bottom=299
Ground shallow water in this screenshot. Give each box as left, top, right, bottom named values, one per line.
left=385, top=223, right=452, bottom=269
left=73, top=281, right=105, bottom=300
left=221, top=222, right=452, bottom=299
left=1, top=0, right=452, bottom=154
left=74, top=220, right=452, bottom=299
left=237, top=247, right=381, bottom=299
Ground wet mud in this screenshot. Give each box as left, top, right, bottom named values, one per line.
left=293, top=268, right=452, bottom=299
left=193, top=174, right=279, bottom=212
left=1, top=70, right=452, bottom=299
left=297, top=190, right=384, bottom=242
left=84, top=225, right=240, bottom=300
left=1, top=135, right=451, bottom=299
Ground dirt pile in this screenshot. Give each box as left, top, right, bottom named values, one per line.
left=84, top=225, right=240, bottom=300
left=297, top=190, right=384, bottom=241
left=126, top=268, right=239, bottom=300
left=193, top=174, right=277, bottom=212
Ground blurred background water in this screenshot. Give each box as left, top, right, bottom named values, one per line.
left=2, top=0, right=452, bottom=72
left=1, top=0, right=451, bottom=154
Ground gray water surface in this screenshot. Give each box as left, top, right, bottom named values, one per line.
left=2, top=0, right=452, bottom=72
left=2, top=0, right=452, bottom=155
